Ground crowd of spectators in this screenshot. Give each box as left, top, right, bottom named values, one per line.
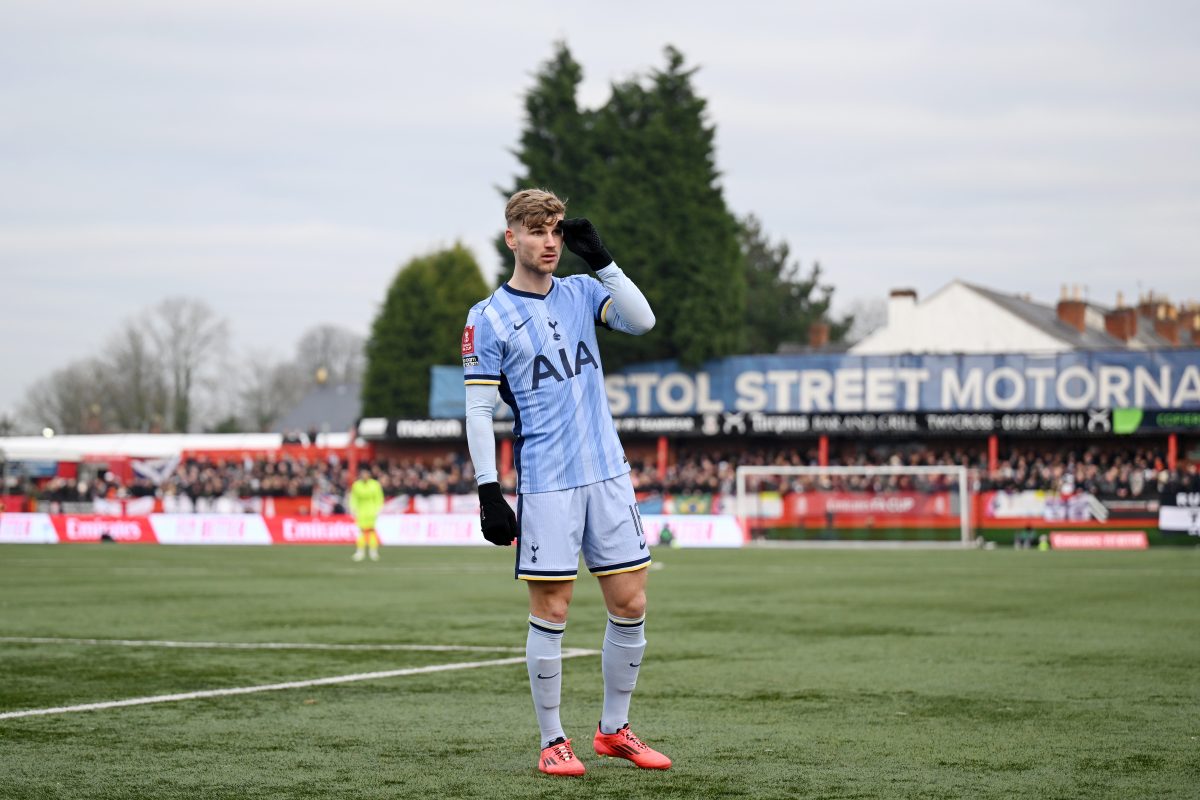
left=25, top=474, right=157, bottom=505
left=981, top=447, right=1173, bottom=498
left=154, top=453, right=476, bottom=502
left=7, top=444, right=1197, bottom=506
left=630, top=445, right=1191, bottom=499
left=629, top=446, right=987, bottom=495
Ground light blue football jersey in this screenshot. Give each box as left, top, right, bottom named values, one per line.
left=462, top=275, right=629, bottom=494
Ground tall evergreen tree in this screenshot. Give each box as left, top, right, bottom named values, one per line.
left=589, top=46, right=744, bottom=369
left=502, top=44, right=746, bottom=370
left=502, top=44, right=852, bottom=367
left=740, top=215, right=852, bottom=352
left=495, top=42, right=596, bottom=285
left=362, top=244, right=489, bottom=417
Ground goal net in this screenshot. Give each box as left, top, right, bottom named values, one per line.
left=735, top=465, right=973, bottom=545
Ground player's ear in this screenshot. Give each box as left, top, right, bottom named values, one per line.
left=504, top=227, right=517, bottom=251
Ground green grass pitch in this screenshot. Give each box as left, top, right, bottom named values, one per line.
left=1, top=544, right=1197, bottom=799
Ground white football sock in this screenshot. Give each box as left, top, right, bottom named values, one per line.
left=526, top=614, right=566, bottom=748
left=600, top=613, right=646, bottom=735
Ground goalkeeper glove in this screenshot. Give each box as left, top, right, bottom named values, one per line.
left=478, top=482, right=517, bottom=546
left=560, top=218, right=614, bottom=271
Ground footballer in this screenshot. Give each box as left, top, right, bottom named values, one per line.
left=462, top=189, right=670, bottom=776
left=348, top=464, right=383, bottom=561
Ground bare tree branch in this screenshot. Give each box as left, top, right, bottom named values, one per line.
left=148, top=297, right=230, bottom=432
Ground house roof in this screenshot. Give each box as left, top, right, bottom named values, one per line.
left=273, top=382, right=361, bottom=435
left=960, top=282, right=1173, bottom=350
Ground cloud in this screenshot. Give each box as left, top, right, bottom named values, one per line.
left=3, top=1, right=1200, bottom=415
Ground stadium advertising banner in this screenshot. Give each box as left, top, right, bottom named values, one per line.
left=375, top=513, right=482, bottom=546
left=788, top=491, right=952, bottom=519
left=364, top=409, right=1199, bottom=441
left=53, top=515, right=156, bottom=543
left=264, top=517, right=361, bottom=544
left=150, top=514, right=273, bottom=545
left=603, top=351, right=1200, bottom=415
left=0, top=513, right=59, bottom=543
left=735, top=491, right=962, bottom=531
left=0, top=513, right=746, bottom=548
left=429, top=350, right=1200, bottom=422
left=983, top=491, right=1158, bottom=524
left=638, top=514, right=743, bottom=548
left=616, top=409, right=1179, bottom=436
left=1049, top=531, right=1149, bottom=550
left=1158, top=490, right=1200, bottom=537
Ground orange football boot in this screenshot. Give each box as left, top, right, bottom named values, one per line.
left=538, top=737, right=586, bottom=776
left=593, top=723, right=672, bottom=770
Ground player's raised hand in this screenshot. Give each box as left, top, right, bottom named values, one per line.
left=477, top=482, right=518, bottom=546
left=559, top=218, right=614, bottom=271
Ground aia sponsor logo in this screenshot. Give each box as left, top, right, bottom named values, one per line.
left=462, top=326, right=475, bottom=355
left=531, top=341, right=598, bottom=390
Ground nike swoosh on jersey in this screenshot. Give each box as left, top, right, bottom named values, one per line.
left=514, top=317, right=532, bottom=330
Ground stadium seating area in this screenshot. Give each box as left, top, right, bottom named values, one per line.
left=632, top=445, right=1183, bottom=499
left=630, top=446, right=984, bottom=495
left=983, top=447, right=1174, bottom=497
left=10, top=444, right=1194, bottom=506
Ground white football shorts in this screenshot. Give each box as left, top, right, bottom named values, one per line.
left=515, top=472, right=651, bottom=581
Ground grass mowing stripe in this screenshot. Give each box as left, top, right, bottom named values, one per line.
left=0, top=637, right=524, bottom=653
left=0, top=647, right=598, bottom=721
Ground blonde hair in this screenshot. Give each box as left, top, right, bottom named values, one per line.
left=505, top=188, right=566, bottom=229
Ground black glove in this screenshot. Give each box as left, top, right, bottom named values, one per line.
left=478, top=482, right=518, bottom=546
left=560, top=217, right=614, bottom=271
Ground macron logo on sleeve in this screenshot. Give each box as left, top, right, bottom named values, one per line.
left=462, top=326, right=475, bottom=355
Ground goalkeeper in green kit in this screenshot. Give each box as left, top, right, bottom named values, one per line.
left=349, top=464, right=383, bottom=561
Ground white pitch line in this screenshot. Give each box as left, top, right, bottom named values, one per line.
left=0, top=648, right=599, bottom=721
left=0, top=637, right=523, bottom=653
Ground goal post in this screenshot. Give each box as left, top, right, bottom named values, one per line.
left=735, top=465, right=973, bottom=546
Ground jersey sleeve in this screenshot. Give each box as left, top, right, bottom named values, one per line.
left=582, top=275, right=615, bottom=328
left=465, top=382, right=500, bottom=485
left=462, top=306, right=502, bottom=386
left=594, top=263, right=655, bottom=335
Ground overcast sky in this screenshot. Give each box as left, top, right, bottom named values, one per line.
left=3, top=0, right=1198, bottom=420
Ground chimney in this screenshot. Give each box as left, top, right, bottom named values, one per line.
left=887, top=288, right=917, bottom=334
left=1179, top=305, right=1200, bottom=345
left=807, top=321, right=830, bottom=349
left=1104, top=296, right=1137, bottom=342
left=1153, top=305, right=1180, bottom=346
left=1105, top=310, right=1137, bottom=342
left=1137, top=291, right=1171, bottom=323
left=1056, top=284, right=1086, bottom=334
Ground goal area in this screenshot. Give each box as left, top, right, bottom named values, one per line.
left=735, top=465, right=973, bottom=545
